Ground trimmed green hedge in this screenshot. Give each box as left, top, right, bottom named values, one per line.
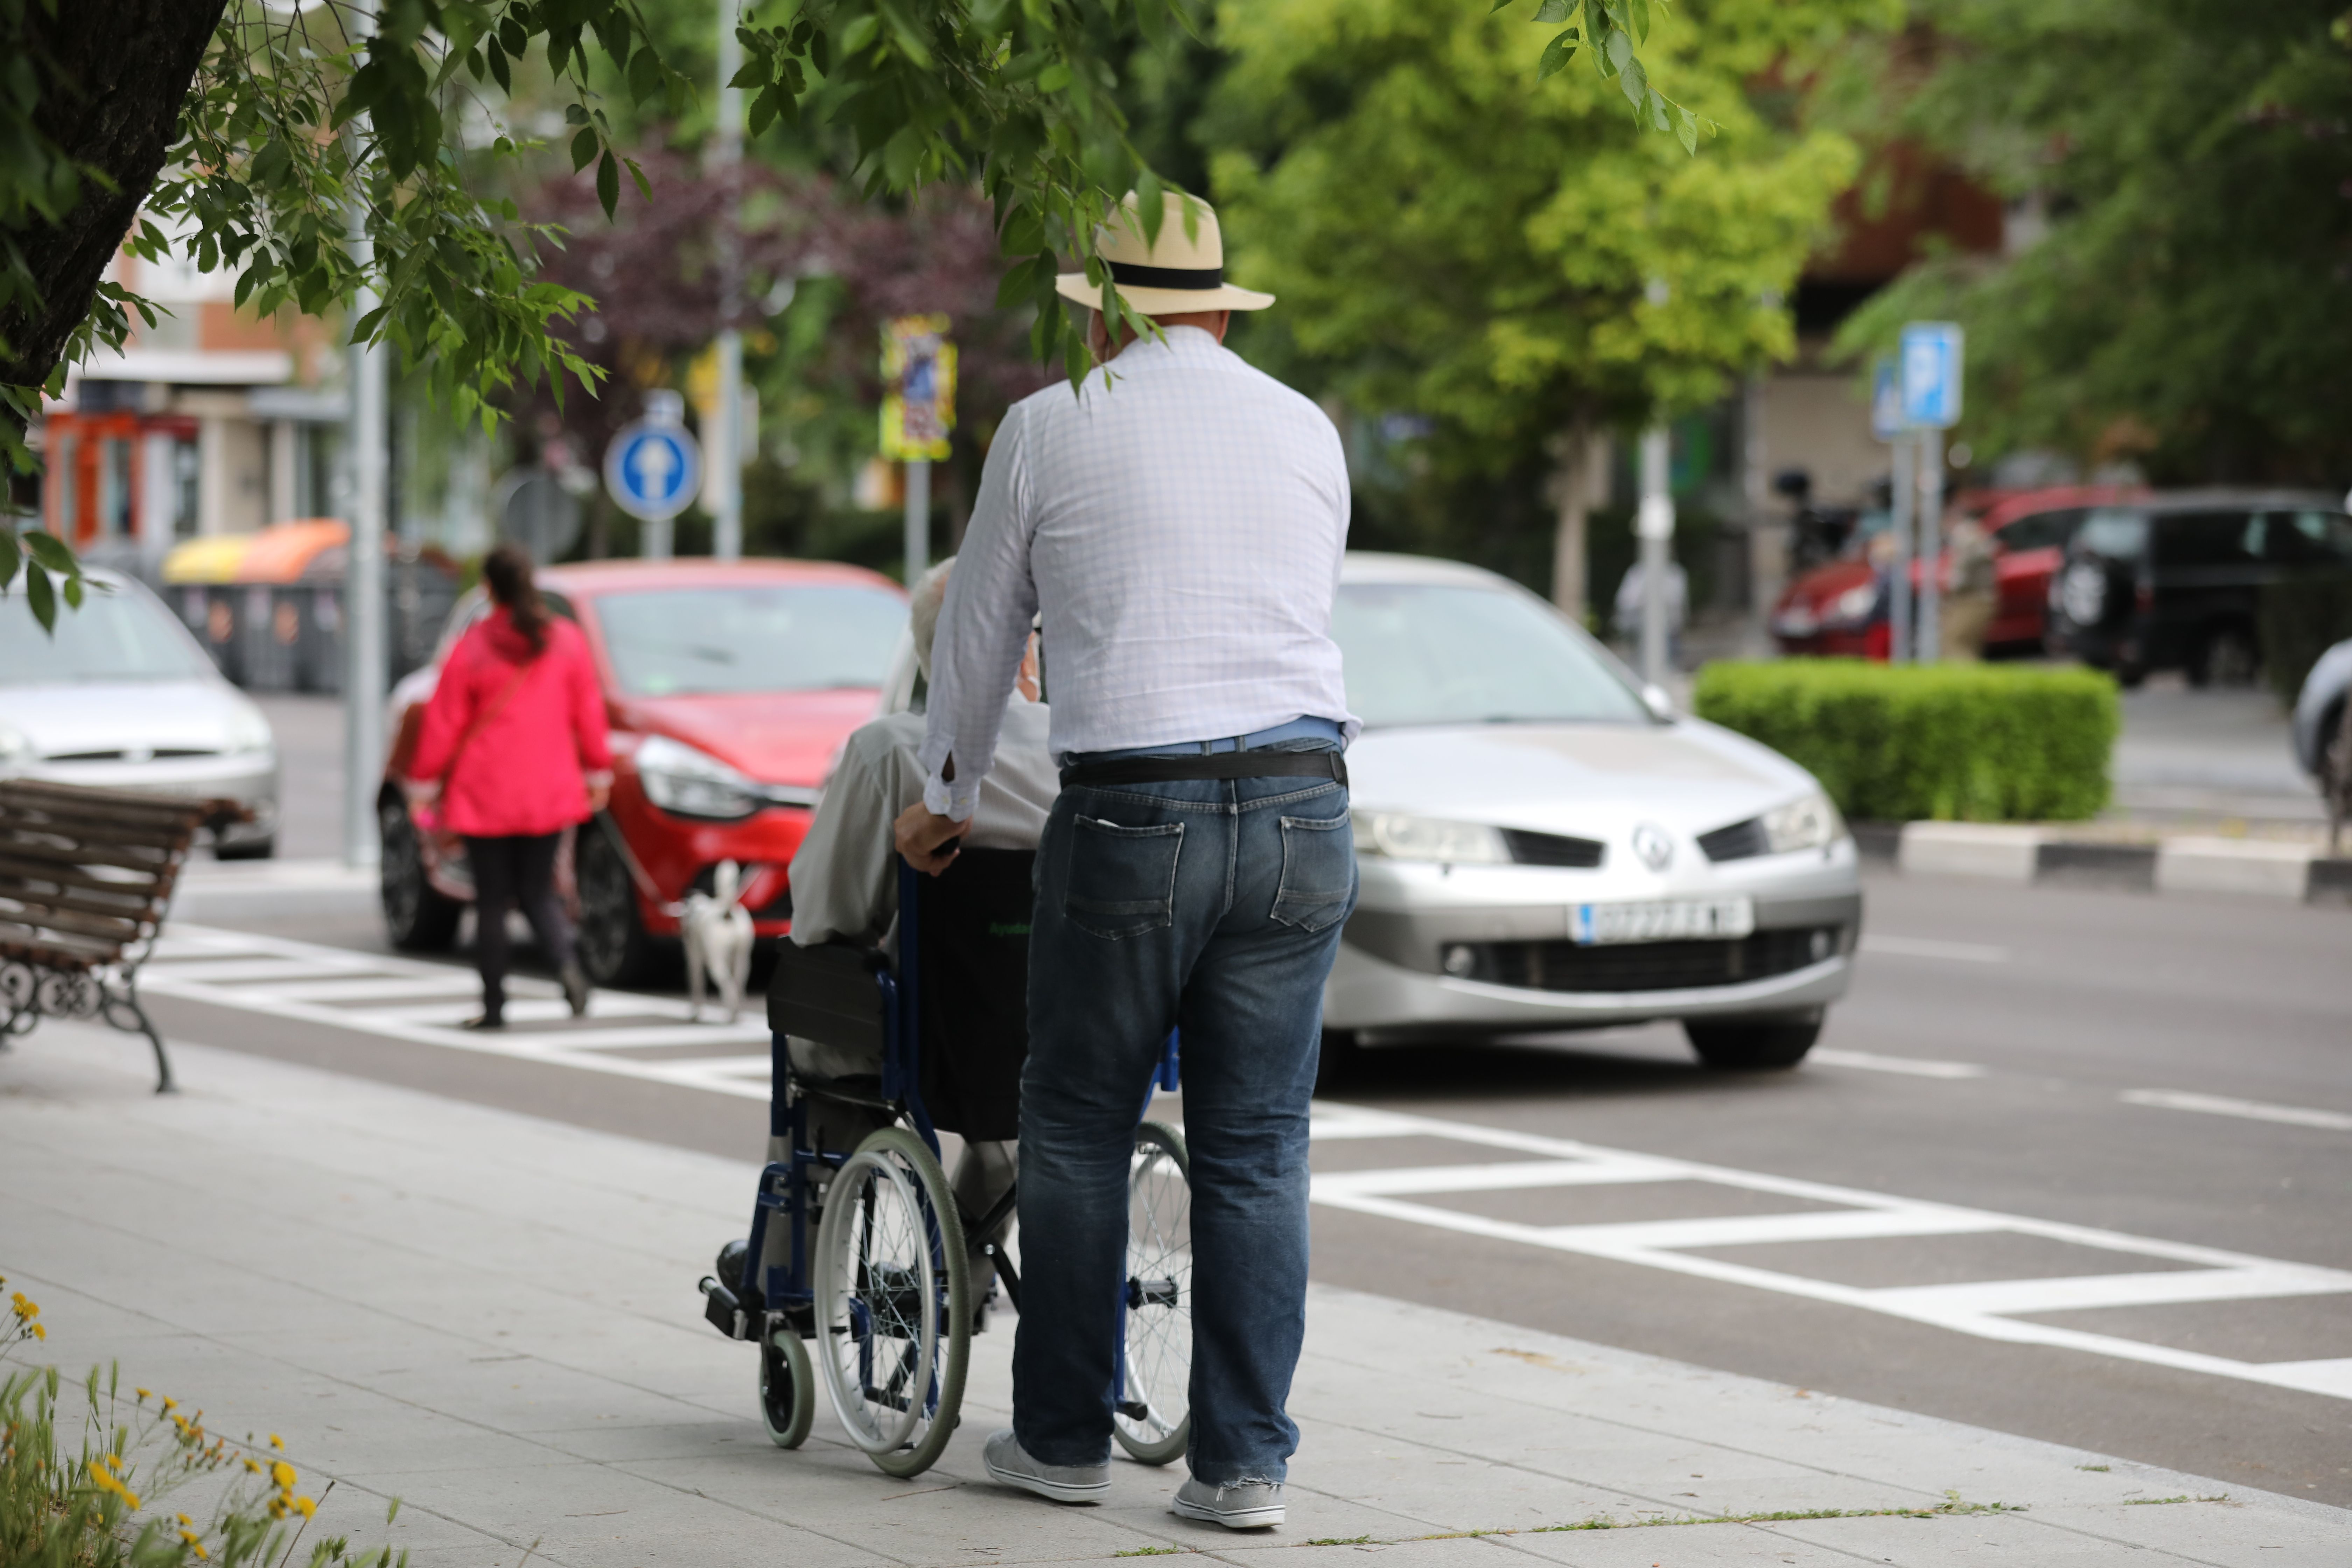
left=1691, top=659, right=2119, bottom=822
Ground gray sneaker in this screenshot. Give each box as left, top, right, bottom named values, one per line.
left=983, top=1428, right=1110, bottom=1504
left=1171, top=1476, right=1285, bottom=1530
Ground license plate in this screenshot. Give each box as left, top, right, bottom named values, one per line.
left=1570, top=897, right=1755, bottom=946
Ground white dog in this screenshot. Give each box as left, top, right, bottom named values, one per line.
left=682, top=860, right=755, bottom=1024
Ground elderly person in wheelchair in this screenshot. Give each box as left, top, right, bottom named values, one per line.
left=786, top=557, right=1055, bottom=1309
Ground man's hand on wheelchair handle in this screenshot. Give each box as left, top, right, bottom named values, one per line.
left=895, top=800, right=971, bottom=876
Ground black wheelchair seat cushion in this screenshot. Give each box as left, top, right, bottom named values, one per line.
left=917, top=847, right=1036, bottom=1143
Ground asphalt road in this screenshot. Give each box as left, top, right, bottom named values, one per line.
left=128, top=850, right=2352, bottom=1512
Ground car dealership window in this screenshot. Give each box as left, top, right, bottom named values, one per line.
left=1333, top=583, right=1651, bottom=730
left=594, top=585, right=908, bottom=697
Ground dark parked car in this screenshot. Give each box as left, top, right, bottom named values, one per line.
left=2046, top=492, right=2352, bottom=687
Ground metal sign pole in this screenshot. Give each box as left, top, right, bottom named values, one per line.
left=904, top=458, right=930, bottom=584
left=1889, top=435, right=1913, bottom=665
left=1637, top=422, right=1673, bottom=688
left=1918, top=427, right=1945, bottom=663
left=341, top=3, right=387, bottom=871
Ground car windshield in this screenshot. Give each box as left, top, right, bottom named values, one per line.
left=2077, top=510, right=2149, bottom=558
left=593, top=584, right=907, bottom=697
left=0, top=583, right=214, bottom=685
left=1333, top=581, right=1652, bottom=729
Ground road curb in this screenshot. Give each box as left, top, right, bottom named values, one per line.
left=1875, top=821, right=2352, bottom=904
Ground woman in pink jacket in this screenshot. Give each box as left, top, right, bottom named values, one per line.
left=407, top=545, right=613, bottom=1028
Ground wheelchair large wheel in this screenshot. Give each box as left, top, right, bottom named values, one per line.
left=759, top=1322, right=814, bottom=1449
left=814, top=1126, right=971, bottom=1476
left=1113, top=1119, right=1193, bottom=1466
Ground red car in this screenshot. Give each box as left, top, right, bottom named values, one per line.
left=1769, top=485, right=2143, bottom=660
left=379, top=558, right=908, bottom=984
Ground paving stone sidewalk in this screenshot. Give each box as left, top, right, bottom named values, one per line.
left=4, top=1023, right=2345, bottom=1567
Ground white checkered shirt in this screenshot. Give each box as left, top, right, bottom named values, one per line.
left=921, top=326, right=1355, bottom=821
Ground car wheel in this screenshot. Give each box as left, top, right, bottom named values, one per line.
left=379, top=798, right=461, bottom=951
left=576, top=820, right=660, bottom=987
left=1313, top=1028, right=1364, bottom=1096
left=2188, top=625, right=2259, bottom=688
left=1685, top=1013, right=1821, bottom=1071
left=214, top=834, right=276, bottom=861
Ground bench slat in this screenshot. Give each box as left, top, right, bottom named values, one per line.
left=0, top=853, right=172, bottom=901
left=0, top=899, right=144, bottom=945
left=0, top=836, right=177, bottom=877
left=0, top=882, right=157, bottom=925
left=0, top=779, right=215, bottom=821
left=0, top=926, right=114, bottom=971
left=0, top=805, right=197, bottom=852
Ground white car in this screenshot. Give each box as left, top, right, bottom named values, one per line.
left=1325, top=553, right=1860, bottom=1070
left=0, top=570, right=279, bottom=855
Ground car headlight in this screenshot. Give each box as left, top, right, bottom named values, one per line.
left=1825, top=582, right=1878, bottom=629
left=1762, top=791, right=1846, bottom=854
left=1771, top=604, right=1818, bottom=637
left=1352, top=811, right=1509, bottom=864
left=635, top=734, right=767, bottom=820
left=223, top=703, right=274, bottom=755
left=2058, top=562, right=2106, bottom=625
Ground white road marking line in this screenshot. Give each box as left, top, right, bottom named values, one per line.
left=1306, top=1101, right=2352, bottom=1402
left=1859, top=934, right=2010, bottom=964
left=137, top=922, right=771, bottom=1102
left=360, top=994, right=680, bottom=1026
left=512, top=1024, right=771, bottom=1051
left=2121, top=1088, right=2352, bottom=1133
left=1810, top=1048, right=1988, bottom=1079
left=1311, top=1157, right=1684, bottom=1197
left=260, top=974, right=494, bottom=1003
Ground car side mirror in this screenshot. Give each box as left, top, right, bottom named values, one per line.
left=1642, top=684, right=1674, bottom=720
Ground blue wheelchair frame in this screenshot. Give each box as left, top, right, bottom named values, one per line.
left=719, top=861, right=1181, bottom=1421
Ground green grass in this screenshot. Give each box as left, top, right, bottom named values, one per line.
left=1113, top=1548, right=1183, bottom=1557
left=2077, top=1464, right=2111, bottom=1472
left=2125, top=1496, right=2191, bottom=1506
left=1304, top=1537, right=1373, bottom=1547
left=1295, top=1493, right=2025, bottom=1548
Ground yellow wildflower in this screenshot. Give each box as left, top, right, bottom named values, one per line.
left=179, top=1533, right=210, bottom=1560
left=243, top=1457, right=261, bottom=1474
left=294, top=1495, right=317, bottom=1519
left=177, top=1513, right=192, bottom=1525
left=271, top=1460, right=295, bottom=1489
left=136, top=1387, right=152, bottom=1401
left=267, top=1434, right=283, bottom=1450
left=161, top=1396, right=177, bottom=1413
left=28, top=1324, right=41, bottom=1340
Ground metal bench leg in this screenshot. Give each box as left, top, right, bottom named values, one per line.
left=105, top=978, right=175, bottom=1094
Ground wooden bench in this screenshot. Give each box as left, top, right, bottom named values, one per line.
left=0, top=780, right=250, bottom=1092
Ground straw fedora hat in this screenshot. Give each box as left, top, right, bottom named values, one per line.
left=1054, top=190, right=1275, bottom=316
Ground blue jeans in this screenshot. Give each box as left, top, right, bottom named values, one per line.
left=1013, top=749, right=1355, bottom=1485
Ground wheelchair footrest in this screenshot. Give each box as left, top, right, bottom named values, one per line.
left=699, top=1275, right=750, bottom=1341
left=1115, top=1399, right=1151, bottom=1422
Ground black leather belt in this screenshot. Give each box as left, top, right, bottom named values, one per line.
left=1060, top=750, right=1348, bottom=791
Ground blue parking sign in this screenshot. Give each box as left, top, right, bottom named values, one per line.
left=604, top=394, right=702, bottom=524
left=1871, top=358, right=1906, bottom=442
left=1899, top=322, right=1964, bottom=430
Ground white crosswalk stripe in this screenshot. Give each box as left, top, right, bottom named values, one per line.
left=139, top=922, right=774, bottom=1099
left=1307, top=1103, right=2352, bottom=1404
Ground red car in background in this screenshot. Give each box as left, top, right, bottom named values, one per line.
left=1769, top=485, right=2144, bottom=660
left=380, top=558, right=908, bottom=985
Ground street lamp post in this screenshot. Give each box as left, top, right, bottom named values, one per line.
left=342, top=5, right=387, bottom=870
left=711, top=0, right=745, bottom=561
left=1637, top=422, right=1674, bottom=689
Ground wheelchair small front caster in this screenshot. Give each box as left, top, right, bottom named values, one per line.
left=760, top=1324, right=814, bottom=1449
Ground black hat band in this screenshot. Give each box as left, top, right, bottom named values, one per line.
left=1105, top=259, right=1224, bottom=290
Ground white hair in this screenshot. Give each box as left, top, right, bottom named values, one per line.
left=909, top=556, right=955, bottom=682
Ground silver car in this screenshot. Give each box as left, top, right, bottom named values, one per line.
left=1325, top=553, right=1860, bottom=1070
left=0, top=570, right=279, bottom=855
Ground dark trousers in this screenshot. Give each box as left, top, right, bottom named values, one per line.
left=463, top=832, right=573, bottom=1017
left=1013, top=752, right=1355, bottom=1485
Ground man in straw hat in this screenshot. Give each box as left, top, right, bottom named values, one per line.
left=896, top=190, right=1354, bottom=1531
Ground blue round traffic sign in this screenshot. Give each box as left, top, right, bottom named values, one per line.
left=604, top=418, right=702, bottom=523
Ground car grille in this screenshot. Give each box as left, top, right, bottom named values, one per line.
left=1501, top=828, right=1606, bottom=868
left=1463, top=926, right=1842, bottom=993
left=1696, top=817, right=1770, bottom=863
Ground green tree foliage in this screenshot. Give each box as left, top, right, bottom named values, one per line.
left=1832, top=1, right=2352, bottom=483
left=1207, top=0, right=1885, bottom=468
left=1, top=0, right=1707, bottom=625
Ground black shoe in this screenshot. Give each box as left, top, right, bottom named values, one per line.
left=560, top=961, right=591, bottom=1018
left=461, top=1013, right=505, bottom=1030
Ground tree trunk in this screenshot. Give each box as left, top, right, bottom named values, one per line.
left=1, top=0, right=228, bottom=408
left=1547, top=421, right=1611, bottom=625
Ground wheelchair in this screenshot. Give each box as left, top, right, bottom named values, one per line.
left=698, top=851, right=1194, bottom=1477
